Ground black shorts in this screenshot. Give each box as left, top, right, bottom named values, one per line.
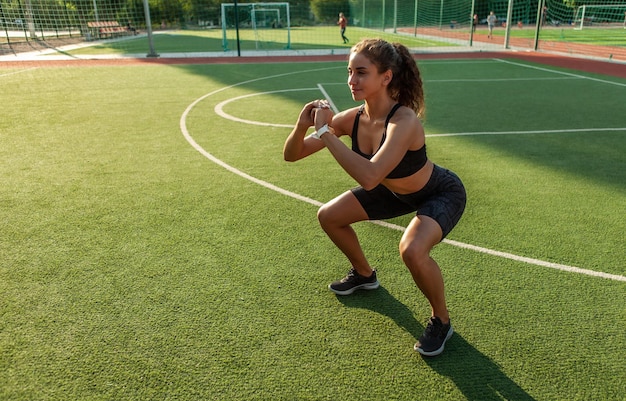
left=351, top=165, right=466, bottom=239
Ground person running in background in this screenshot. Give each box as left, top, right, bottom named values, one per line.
left=487, top=11, right=497, bottom=38
left=283, top=38, right=466, bottom=357
left=337, top=12, right=349, bottom=44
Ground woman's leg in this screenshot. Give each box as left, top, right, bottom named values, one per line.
left=400, top=215, right=455, bottom=355
left=399, top=215, right=449, bottom=323
left=317, top=190, right=372, bottom=277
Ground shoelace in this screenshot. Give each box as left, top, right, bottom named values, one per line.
left=424, top=317, right=443, bottom=336
left=341, top=268, right=359, bottom=282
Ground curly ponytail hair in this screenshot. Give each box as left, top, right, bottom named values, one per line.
left=350, top=39, right=425, bottom=117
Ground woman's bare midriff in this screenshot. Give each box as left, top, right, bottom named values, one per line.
left=381, top=160, right=434, bottom=195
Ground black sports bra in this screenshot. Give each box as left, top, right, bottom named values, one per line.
left=351, top=104, right=427, bottom=179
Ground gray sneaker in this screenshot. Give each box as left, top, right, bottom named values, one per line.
left=328, top=268, right=379, bottom=296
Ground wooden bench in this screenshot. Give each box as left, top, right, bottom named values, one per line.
left=87, top=21, right=129, bottom=39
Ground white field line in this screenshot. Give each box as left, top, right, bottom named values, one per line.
left=0, top=67, right=38, bottom=77
left=214, top=88, right=318, bottom=127
left=427, top=127, right=626, bottom=137
left=181, top=64, right=626, bottom=283
left=214, top=88, right=626, bottom=136
left=372, top=220, right=626, bottom=282
left=495, top=58, right=626, bottom=88
left=428, top=77, right=576, bottom=82
left=317, top=83, right=340, bottom=113
left=314, top=76, right=576, bottom=85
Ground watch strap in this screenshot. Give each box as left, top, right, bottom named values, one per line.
left=311, top=124, right=330, bottom=140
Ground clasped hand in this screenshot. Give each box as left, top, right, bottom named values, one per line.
left=299, top=99, right=334, bottom=130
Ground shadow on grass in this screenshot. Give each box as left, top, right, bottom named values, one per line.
left=337, top=287, right=536, bottom=401
left=68, top=29, right=354, bottom=56
left=67, top=27, right=452, bottom=56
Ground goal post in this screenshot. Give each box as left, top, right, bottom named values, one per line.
left=221, top=2, right=291, bottom=52
left=251, top=8, right=280, bottom=30
left=573, top=4, right=626, bottom=30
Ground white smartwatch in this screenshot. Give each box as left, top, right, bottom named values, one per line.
left=310, top=124, right=331, bottom=140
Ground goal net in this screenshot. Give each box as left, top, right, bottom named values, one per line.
left=0, top=0, right=145, bottom=54
left=373, top=0, right=473, bottom=33
left=221, top=2, right=291, bottom=52
left=573, top=4, right=626, bottom=29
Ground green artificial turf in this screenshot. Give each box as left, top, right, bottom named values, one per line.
left=65, top=27, right=455, bottom=56
left=1, top=58, right=624, bottom=400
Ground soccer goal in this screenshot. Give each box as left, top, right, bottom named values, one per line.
left=221, top=2, right=291, bottom=52
left=573, top=4, right=626, bottom=30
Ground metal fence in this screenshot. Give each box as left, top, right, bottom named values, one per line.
left=1, top=0, right=625, bottom=62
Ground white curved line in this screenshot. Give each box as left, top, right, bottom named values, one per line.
left=214, top=88, right=319, bottom=128
left=179, top=74, right=626, bottom=283
left=369, top=220, right=626, bottom=282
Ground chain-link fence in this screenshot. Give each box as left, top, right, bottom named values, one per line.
left=1, top=0, right=625, bottom=62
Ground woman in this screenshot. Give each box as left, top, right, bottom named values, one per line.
left=283, top=39, right=466, bottom=356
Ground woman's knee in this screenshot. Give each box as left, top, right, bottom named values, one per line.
left=317, top=201, right=347, bottom=230
left=399, top=217, right=441, bottom=268
left=399, top=238, right=430, bottom=267
left=317, top=191, right=366, bottom=228
left=317, top=203, right=333, bottom=227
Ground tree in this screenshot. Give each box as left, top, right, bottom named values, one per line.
left=310, top=0, right=350, bottom=23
